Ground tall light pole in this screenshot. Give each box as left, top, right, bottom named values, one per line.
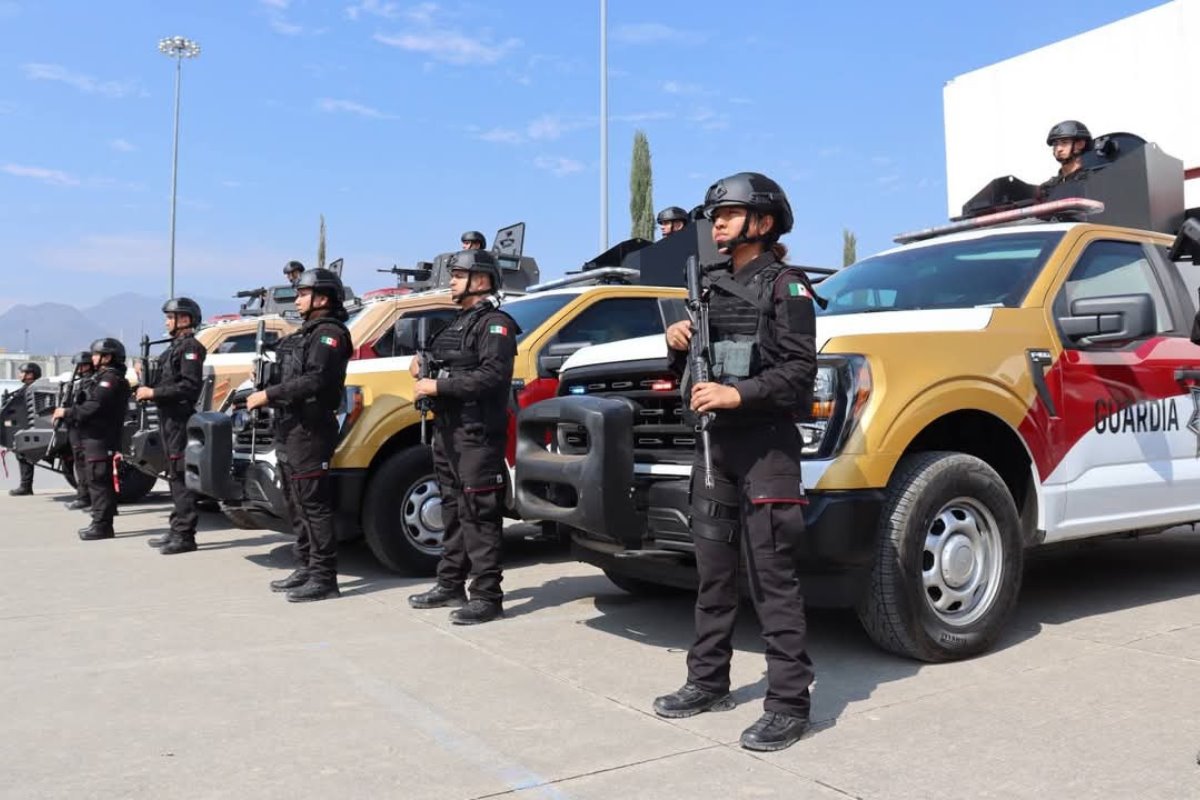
left=599, top=0, right=608, bottom=251
left=158, top=36, right=201, bottom=299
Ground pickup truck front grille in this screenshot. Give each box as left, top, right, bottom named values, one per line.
left=557, top=368, right=692, bottom=463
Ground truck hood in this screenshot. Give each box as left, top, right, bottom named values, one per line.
left=559, top=308, right=996, bottom=371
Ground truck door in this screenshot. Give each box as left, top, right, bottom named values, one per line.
left=1046, top=237, right=1200, bottom=541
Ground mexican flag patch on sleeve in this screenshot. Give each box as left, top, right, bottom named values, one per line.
left=787, top=282, right=810, bottom=298
left=319, top=335, right=338, bottom=346
left=488, top=324, right=508, bottom=336
left=184, top=352, right=198, bottom=360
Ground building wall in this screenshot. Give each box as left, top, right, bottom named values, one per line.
left=943, top=0, right=1199, bottom=215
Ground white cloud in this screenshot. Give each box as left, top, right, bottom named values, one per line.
left=37, top=233, right=259, bottom=278
left=533, top=156, right=584, bottom=177
left=2, top=163, right=80, bottom=187
left=109, top=138, right=136, bottom=153
left=477, top=127, right=524, bottom=144
left=316, top=98, right=395, bottom=119
left=345, top=0, right=402, bottom=20
left=662, top=80, right=701, bottom=95
left=270, top=18, right=304, bottom=35
left=374, top=29, right=520, bottom=65
left=21, top=63, right=140, bottom=99
left=611, top=23, right=706, bottom=45
left=259, top=0, right=290, bottom=8
left=877, top=173, right=902, bottom=186
left=404, top=2, right=438, bottom=24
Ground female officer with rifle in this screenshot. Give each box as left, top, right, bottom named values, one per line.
left=656, top=172, right=821, bottom=752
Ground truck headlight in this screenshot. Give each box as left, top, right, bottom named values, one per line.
left=798, top=356, right=871, bottom=457
left=230, top=409, right=250, bottom=433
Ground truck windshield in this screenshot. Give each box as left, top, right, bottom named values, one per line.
left=815, top=231, right=1064, bottom=316
left=501, top=293, right=575, bottom=343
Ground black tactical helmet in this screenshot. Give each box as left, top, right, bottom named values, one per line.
left=283, top=260, right=305, bottom=276
left=448, top=248, right=502, bottom=287
left=296, top=267, right=345, bottom=302
left=73, top=351, right=91, bottom=367
left=1046, top=120, right=1092, bottom=146
left=90, top=337, right=126, bottom=362
left=162, top=296, right=202, bottom=325
left=18, top=361, right=41, bottom=379
left=656, top=206, right=689, bottom=225
left=702, top=172, right=794, bottom=238
left=460, top=230, right=487, bottom=248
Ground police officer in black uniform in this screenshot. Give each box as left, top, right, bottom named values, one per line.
left=8, top=362, right=41, bottom=496
left=284, top=260, right=305, bottom=286
left=460, top=230, right=487, bottom=251
left=54, top=338, right=131, bottom=540
left=65, top=351, right=96, bottom=510
left=246, top=268, right=352, bottom=602
left=407, top=249, right=518, bottom=625
left=655, top=172, right=818, bottom=752
left=1039, top=120, right=1092, bottom=195
left=657, top=206, right=690, bottom=238
left=137, top=298, right=207, bottom=555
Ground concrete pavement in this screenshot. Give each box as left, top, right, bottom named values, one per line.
left=2, top=468, right=1200, bottom=799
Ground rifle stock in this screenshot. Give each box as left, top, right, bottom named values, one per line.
left=685, top=255, right=715, bottom=489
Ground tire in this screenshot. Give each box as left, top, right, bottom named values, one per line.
left=856, top=451, right=1023, bottom=662
left=61, top=457, right=78, bottom=489
left=362, top=446, right=443, bottom=575
left=603, top=568, right=685, bottom=597
left=222, top=504, right=266, bottom=530
left=116, top=463, right=157, bottom=504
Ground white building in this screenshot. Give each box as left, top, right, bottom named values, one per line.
left=943, top=0, right=1199, bottom=216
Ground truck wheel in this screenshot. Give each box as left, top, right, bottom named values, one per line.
left=61, top=458, right=77, bottom=489
left=362, top=447, right=442, bottom=575
left=222, top=504, right=265, bottom=530
left=856, top=451, right=1023, bottom=662
left=603, top=569, right=683, bottom=597
left=116, top=464, right=157, bottom=504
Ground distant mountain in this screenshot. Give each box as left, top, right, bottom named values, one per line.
left=0, top=302, right=106, bottom=355
left=0, top=293, right=242, bottom=355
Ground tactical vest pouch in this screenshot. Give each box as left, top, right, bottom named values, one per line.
left=711, top=339, right=758, bottom=382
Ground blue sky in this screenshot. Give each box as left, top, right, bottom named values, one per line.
left=0, top=0, right=1167, bottom=310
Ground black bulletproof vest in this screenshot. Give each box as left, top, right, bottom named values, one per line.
left=430, top=301, right=498, bottom=371
left=706, top=263, right=789, bottom=382
left=155, top=334, right=201, bottom=418
left=276, top=317, right=351, bottom=414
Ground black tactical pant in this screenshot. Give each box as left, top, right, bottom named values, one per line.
left=278, top=419, right=338, bottom=585
left=162, top=416, right=198, bottom=538
left=82, top=440, right=117, bottom=528
left=16, top=455, right=34, bottom=491
left=432, top=422, right=506, bottom=603
left=68, top=427, right=90, bottom=503
left=686, top=422, right=815, bottom=717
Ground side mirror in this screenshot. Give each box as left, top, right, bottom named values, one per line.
left=658, top=297, right=689, bottom=328
left=393, top=315, right=449, bottom=354
left=1058, top=293, right=1155, bottom=345
left=1168, top=218, right=1200, bottom=264
left=537, top=341, right=591, bottom=378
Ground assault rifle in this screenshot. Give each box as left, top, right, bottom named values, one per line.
left=137, top=335, right=171, bottom=432
left=377, top=263, right=434, bottom=289
left=684, top=254, right=715, bottom=489
left=235, top=287, right=267, bottom=300
left=46, top=363, right=81, bottom=454
left=248, top=319, right=270, bottom=463
left=415, top=316, right=436, bottom=444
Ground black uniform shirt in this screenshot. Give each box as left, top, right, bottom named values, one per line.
left=66, top=364, right=131, bottom=448
left=265, top=315, right=352, bottom=411
left=434, top=307, right=518, bottom=402
left=153, top=333, right=207, bottom=419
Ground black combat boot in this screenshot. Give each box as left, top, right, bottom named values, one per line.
left=148, top=532, right=175, bottom=548
left=652, top=683, right=735, bottom=719
left=67, top=499, right=91, bottom=511
left=159, top=536, right=197, bottom=555
left=449, top=598, right=503, bottom=625
left=78, top=523, right=115, bottom=541
left=9, top=486, right=32, bottom=496
left=407, top=584, right=467, bottom=609
left=739, top=712, right=809, bottom=752
left=286, top=579, right=340, bottom=603
left=269, top=569, right=310, bottom=592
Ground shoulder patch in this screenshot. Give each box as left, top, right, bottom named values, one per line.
left=184, top=351, right=199, bottom=360
left=99, top=380, right=112, bottom=388
left=487, top=323, right=509, bottom=336
left=786, top=282, right=810, bottom=298
left=319, top=335, right=339, bottom=347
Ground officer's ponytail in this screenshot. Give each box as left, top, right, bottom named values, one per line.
left=770, top=242, right=789, bottom=262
